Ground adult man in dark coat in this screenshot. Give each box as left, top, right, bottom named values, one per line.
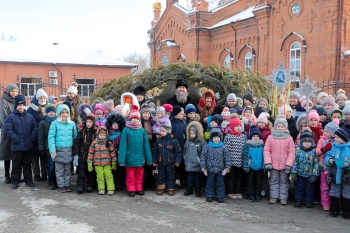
left=133, top=86, right=146, bottom=107
left=167, top=78, right=198, bottom=110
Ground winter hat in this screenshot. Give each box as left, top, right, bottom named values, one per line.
left=103, top=99, right=114, bottom=113
left=35, top=88, right=48, bottom=100
left=257, top=98, right=268, bottom=106
left=45, top=104, right=56, bottom=114
left=129, top=109, right=141, bottom=120
left=227, top=93, right=237, bottom=102
left=114, top=105, right=124, bottom=114
left=331, top=109, right=343, bottom=120
left=229, top=114, right=241, bottom=128
left=86, top=114, right=96, bottom=122
left=172, top=105, right=183, bottom=116
left=190, top=125, right=198, bottom=136
left=300, top=129, right=314, bottom=144
left=14, top=95, right=26, bottom=108
left=156, top=106, right=166, bottom=117
left=67, top=82, right=78, bottom=95
left=78, top=103, right=92, bottom=120
left=243, top=92, right=254, bottom=105
left=211, top=114, right=223, bottom=126
left=91, top=97, right=104, bottom=109
left=248, top=125, right=261, bottom=140
left=163, top=104, right=173, bottom=113
left=98, top=127, right=107, bottom=135
left=161, top=124, right=172, bottom=135
left=301, top=97, right=313, bottom=109
left=308, top=110, right=320, bottom=122
left=257, top=112, right=270, bottom=124
left=94, top=103, right=106, bottom=116
left=274, top=115, right=288, bottom=128
left=210, top=127, right=223, bottom=140
left=296, top=114, right=308, bottom=132
left=236, top=97, right=243, bottom=104
left=335, top=128, right=349, bottom=142
left=290, top=91, right=301, bottom=99
left=243, top=106, right=254, bottom=116
left=342, top=103, right=350, bottom=115
left=63, top=100, right=72, bottom=110
left=6, top=84, right=19, bottom=94
left=144, top=99, right=156, bottom=108
left=323, top=96, right=336, bottom=107
left=278, top=105, right=292, bottom=116
left=316, top=107, right=328, bottom=117
left=133, top=86, right=146, bottom=96
left=185, top=104, right=196, bottom=114
left=317, top=92, right=328, bottom=104
left=48, top=95, right=58, bottom=103
left=140, top=104, right=151, bottom=114
left=336, top=89, right=347, bottom=101
left=175, top=78, right=188, bottom=89
left=324, top=121, right=340, bottom=136
left=221, top=107, right=231, bottom=120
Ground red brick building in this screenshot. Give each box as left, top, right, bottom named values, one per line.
left=148, top=0, right=350, bottom=94
left=0, top=41, right=137, bottom=102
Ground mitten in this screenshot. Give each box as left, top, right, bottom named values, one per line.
left=112, top=162, right=117, bottom=170
left=309, top=176, right=317, bottom=183
left=264, top=164, right=272, bottom=171
left=291, top=173, right=298, bottom=182
left=285, top=166, right=291, bottom=174
left=321, top=143, right=332, bottom=153
left=88, top=163, right=93, bottom=172
left=243, top=168, right=249, bottom=173
left=51, top=152, right=57, bottom=160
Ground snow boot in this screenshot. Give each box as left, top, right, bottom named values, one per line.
left=343, top=198, right=350, bottom=219
left=330, top=196, right=339, bottom=217
left=184, top=186, right=193, bottom=196
left=156, top=184, right=166, bottom=195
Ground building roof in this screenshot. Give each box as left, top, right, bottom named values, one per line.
left=0, top=41, right=138, bottom=68
left=210, top=6, right=255, bottom=29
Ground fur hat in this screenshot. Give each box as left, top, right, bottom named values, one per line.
left=185, top=104, right=196, bottom=114
left=163, top=104, right=173, bottom=113
left=335, top=128, right=349, bottom=143
left=133, top=86, right=146, bottom=96
left=156, top=106, right=166, bottom=117
left=14, top=95, right=26, bottom=108
left=172, top=105, right=183, bottom=116
left=67, top=82, right=78, bottom=95
left=317, top=92, right=328, bottom=104
left=175, top=78, right=188, bottom=89
left=105, top=112, right=126, bottom=132
left=45, top=104, right=56, bottom=114
left=211, top=114, right=223, bottom=126
left=94, top=103, right=106, bottom=116
left=274, top=115, right=288, bottom=128
left=103, top=99, right=114, bottom=113
left=324, top=121, right=340, bottom=136
left=257, top=112, right=270, bottom=124
left=336, top=89, right=347, bottom=101
left=35, top=88, right=48, bottom=100
left=296, top=114, right=308, bottom=132
left=78, top=103, right=92, bottom=120
left=308, top=110, right=320, bottom=122
left=248, top=125, right=261, bottom=140
left=227, top=93, right=237, bottom=102
left=243, top=92, right=254, bottom=105
left=6, top=84, right=19, bottom=94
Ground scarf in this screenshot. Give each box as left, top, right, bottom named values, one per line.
left=30, top=102, right=39, bottom=112
left=97, top=137, right=107, bottom=145
left=108, top=131, right=121, bottom=140
left=229, top=128, right=242, bottom=136
left=247, top=139, right=264, bottom=146
left=126, top=121, right=142, bottom=129
left=209, top=141, right=223, bottom=148
left=310, top=124, right=323, bottom=138
left=271, top=130, right=291, bottom=139
left=45, top=117, right=56, bottom=122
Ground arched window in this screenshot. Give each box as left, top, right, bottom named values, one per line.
left=224, top=55, right=231, bottom=68
left=290, top=42, right=301, bottom=77
left=162, top=55, right=168, bottom=65
left=245, top=52, right=253, bottom=70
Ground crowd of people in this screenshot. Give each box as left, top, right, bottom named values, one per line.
left=0, top=79, right=349, bottom=220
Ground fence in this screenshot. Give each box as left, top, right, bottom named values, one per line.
left=317, top=79, right=350, bottom=97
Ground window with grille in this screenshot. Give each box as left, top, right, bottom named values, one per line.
left=76, top=78, right=96, bottom=97
left=20, top=77, right=43, bottom=97
left=245, top=52, right=253, bottom=70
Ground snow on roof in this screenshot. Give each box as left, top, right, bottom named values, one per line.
left=174, top=0, right=235, bottom=14
left=209, top=6, right=255, bottom=29
left=344, top=50, right=350, bottom=56
left=0, top=41, right=137, bottom=68
left=166, top=41, right=178, bottom=47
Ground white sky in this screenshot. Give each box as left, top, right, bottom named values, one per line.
left=0, top=0, right=192, bottom=59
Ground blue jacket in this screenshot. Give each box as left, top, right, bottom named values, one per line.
left=292, top=145, right=319, bottom=178
left=171, top=117, right=187, bottom=149
left=27, top=96, right=45, bottom=153
left=200, top=144, right=231, bottom=174
left=48, top=105, right=77, bottom=163
left=242, top=140, right=264, bottom=171
left=4, top=109, right=37, bottom=152
left=118, top=126, right=152, bottom=167
left=153, top=134, right=182, bottom=166
left=325, top=141, right=350, bottom=184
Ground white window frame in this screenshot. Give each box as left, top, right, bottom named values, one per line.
left=245, top=52, right=253, bottom=70
left=76, top=78, right=96, bottom=98
left=290, top=42, right=301, bottom=77
left=20, top=77, right=43, bottom=97
left=161, top=55, right=168, bottom=65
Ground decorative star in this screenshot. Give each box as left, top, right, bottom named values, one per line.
left=265, top=61, right=299, bottom=94
left=294, top=75, right=320, bottom=99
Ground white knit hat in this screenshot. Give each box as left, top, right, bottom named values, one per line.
left=257, top=112, right=270, bottom=124
left=35, top=88, right=48, bottom=100
left=67, top=82, right=78, bottom=95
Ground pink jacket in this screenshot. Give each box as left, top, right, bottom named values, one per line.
left=316, top=135, right=334, bottom=166
left=264, top=135, right=296, bottom=170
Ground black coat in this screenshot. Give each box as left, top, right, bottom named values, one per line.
left=287, top=117, right=298, bottom=142
left=4, top=109, right=37, bottom=152
left=167, top=95, right=198, bottom=111
left=38, top=117, right=55, bottom=151
left=73, top=127, right=96, bottom=163
left=0, top=92, right=15, bottom=160
left=152, top=134, right=182, bottom=166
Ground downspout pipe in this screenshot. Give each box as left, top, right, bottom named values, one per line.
left=196, top=11, right=200, bottom=62
left=335, top=0, right=343, bottom=93
left=230, top=22, right=237, bottom=67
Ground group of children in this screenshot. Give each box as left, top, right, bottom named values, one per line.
left=2, top=84, right=350, bottom=220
